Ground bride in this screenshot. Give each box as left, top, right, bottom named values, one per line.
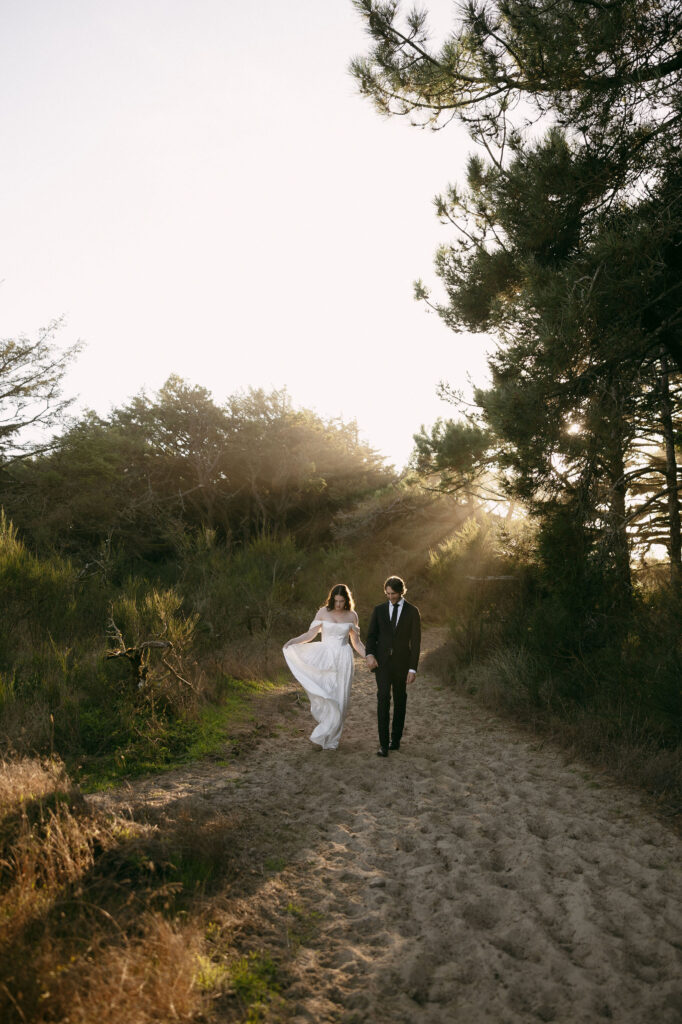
left=283, top=583, right=366, bottom=750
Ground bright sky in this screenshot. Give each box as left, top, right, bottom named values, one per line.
left=1, top=0, right=491, bottom=469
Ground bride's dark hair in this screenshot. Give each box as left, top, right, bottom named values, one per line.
left=325, top=583, right=354, bottom=611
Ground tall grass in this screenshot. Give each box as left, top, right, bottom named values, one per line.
left=0, top=752, right=321, bottom=1024
left=0, top=757, right=217, bottom=1023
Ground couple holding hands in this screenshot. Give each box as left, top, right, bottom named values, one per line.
left=283, top=576, right=421, bottom=757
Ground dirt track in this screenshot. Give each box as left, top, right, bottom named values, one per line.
left=91, top=629, right=682, bottom=1023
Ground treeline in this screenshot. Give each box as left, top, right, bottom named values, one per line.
left=353, top=0, right=682, bottom=769
left=1, top=374, right=390, bottom=563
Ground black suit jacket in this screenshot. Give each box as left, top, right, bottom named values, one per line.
left=365, top=600, right=421, bottom=681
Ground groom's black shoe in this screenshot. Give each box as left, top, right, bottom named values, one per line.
left=389, top=740, right=400, bottom=751
left=376, top=746, right=389, bottom=757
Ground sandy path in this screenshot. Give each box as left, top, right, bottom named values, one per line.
left=91, top=629, right=682, bottom=1023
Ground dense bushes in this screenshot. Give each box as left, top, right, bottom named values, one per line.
left=0, top=514, right=292, bottom=780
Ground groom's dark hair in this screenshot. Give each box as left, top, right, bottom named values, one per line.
left=384, top=575, right=406, bottom=595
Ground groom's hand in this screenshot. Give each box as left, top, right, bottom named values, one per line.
left=406, top=671, right=416, bottom=685
left=365, top=655, right=378, bottom=671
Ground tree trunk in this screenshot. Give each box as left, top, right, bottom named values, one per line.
left=605, top=385, right=632, bottom=610
left=658, top=349, right=682, bottom=588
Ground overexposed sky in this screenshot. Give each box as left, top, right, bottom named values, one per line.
left=1, top=0, right=490, bottom=468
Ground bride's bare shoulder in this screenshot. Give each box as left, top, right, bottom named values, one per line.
left=316, top=606, right=329, bottom=619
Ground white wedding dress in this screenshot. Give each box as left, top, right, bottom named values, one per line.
left=283, top=620, right=356, bottom=749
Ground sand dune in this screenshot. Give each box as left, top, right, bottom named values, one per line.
left=91, top=629, right=682, bottom=1023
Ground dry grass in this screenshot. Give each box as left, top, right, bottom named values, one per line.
left=0, top=743, right=310, bottom=1024
left=0, top=755, right=66, bottom=810
left=0, top=700, right=55, bottom=758
left=37, top=914, right=204, bottom=1024
left=0, top=756, right=212, bottom=1024
left=216, top=633, right=287, bottom=684
left=542, top=710, right=682, bottom=815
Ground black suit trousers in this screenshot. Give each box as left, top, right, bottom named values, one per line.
left=366, top=600, right=421, bottom=749
left=376, top=660, right=408, bottom=749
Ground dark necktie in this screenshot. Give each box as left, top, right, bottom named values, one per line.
left=391, top=603, right=398, bottom=630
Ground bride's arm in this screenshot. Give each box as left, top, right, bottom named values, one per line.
left=283, top=611, right=324, bottom=648
left=349, top=613, right=366, bottom=658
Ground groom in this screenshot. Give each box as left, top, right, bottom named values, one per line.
left=365, top=575, right=421, bottom=757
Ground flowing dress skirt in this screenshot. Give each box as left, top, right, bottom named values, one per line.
left=283, top=637, right=353, bottom=749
